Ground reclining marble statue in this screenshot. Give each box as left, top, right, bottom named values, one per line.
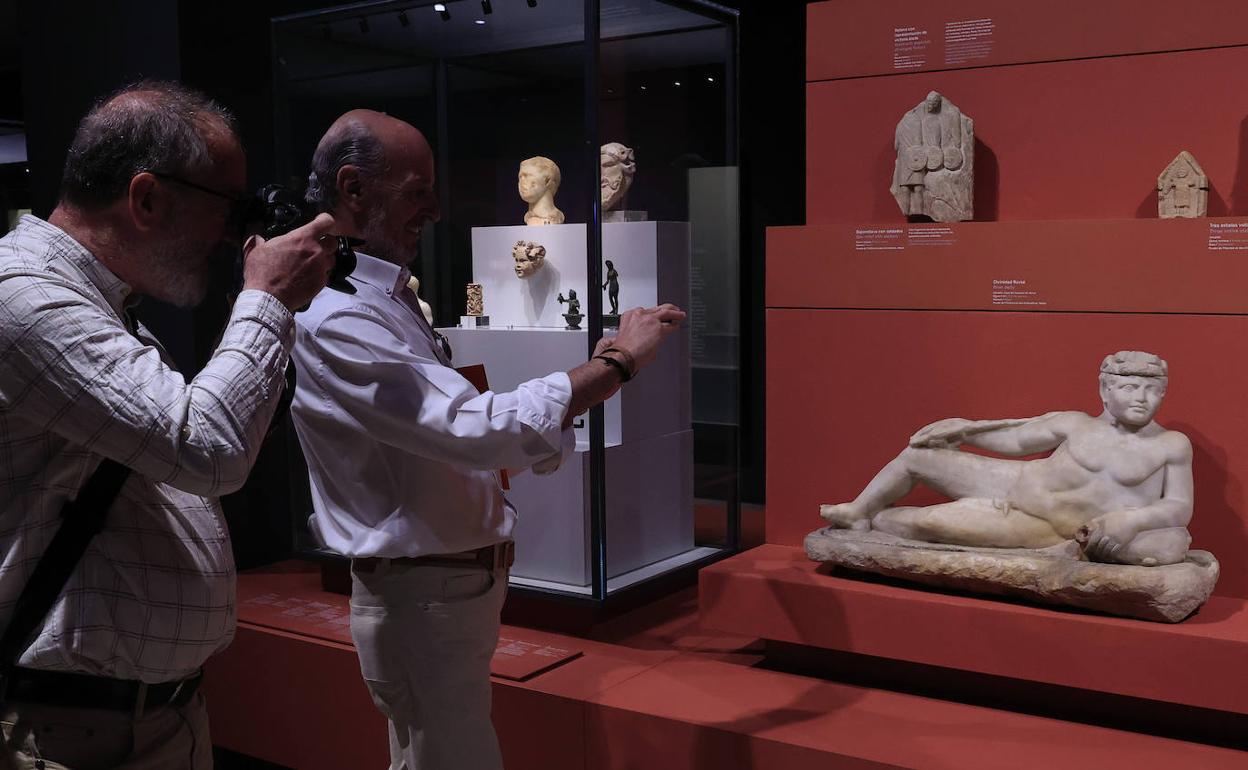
left=811, top=351, right=1219, bottom=622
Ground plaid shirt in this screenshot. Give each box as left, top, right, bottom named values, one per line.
left=0, top=215, right=294, bottom=683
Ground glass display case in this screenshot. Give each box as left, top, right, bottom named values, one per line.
left=273, top=0, right=739, bottom=600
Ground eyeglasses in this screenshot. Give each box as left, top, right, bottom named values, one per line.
left=149, top=171, right=249, bottom=233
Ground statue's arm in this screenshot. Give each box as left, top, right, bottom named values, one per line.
left=1079, top=434, right=1194, bottom=561
left=959, top=411, right=1076, bottom=455
left=1124, top=434, right=1195, bottom=531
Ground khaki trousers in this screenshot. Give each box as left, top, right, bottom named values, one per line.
left=0, top=690, right=212, bottom=769
left=350, top=559, right=508, bottom=770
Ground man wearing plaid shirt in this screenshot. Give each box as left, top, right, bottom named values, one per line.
left=0, top=82, right=338, bottom=768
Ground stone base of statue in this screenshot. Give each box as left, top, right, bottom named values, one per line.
left=460, top=315, right=490, bottom=328
left=604, top=209, right=648, bottom=223
left=603, top=313, right=620, bottom=329
left=563, top=312, right=584, bottom=330
left=804, top=526, right=1219, bottom=623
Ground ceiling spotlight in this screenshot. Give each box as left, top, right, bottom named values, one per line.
left=474, top=19, right=486, bottom=25
left=706, top=76, right=715, bottom=83
left=398, top=9, right=410, bottom=26
left=434, top=3, right=450, bottom=21
left=639, top=85, right=647, bottom=91
left=481, top=0, right=493, bottom=14
left=358, top=17, right=369, bottom=33
left=673, top=81, right=681, bottom=87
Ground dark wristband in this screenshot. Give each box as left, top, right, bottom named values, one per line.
left=601, top=347, right=636, bottom=379
left=594, top=354, right=632, bottom=383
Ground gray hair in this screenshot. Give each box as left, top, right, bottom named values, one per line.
left=60, top=80, right=236, bottom=210
left=305, top=120, right=386, bottom=212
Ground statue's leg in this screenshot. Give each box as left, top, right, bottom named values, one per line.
left=872, top=498, right=1066, bottom=548
left=821, top=447, right=1021, bottom=528
left=1114, top=527, right=1191, bottom=567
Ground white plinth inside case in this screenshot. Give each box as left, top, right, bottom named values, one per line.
left=506, top=430, right=694, bottom=585
left=470, top=221, right=690, bottom=328
left=441, top=221, right=695, bottom=589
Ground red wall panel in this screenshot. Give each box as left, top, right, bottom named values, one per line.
left=767, top=219, right=1248, bottom=313
left=808, top=0, right=1248, bottom=81
left=766, top=309, right=1248, bottom=599
left=807, top=46, right=1248, bottom=224
left=803, top=0, right=1248, bottom=81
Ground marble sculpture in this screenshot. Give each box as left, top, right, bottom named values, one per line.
left=519, top=156, right=565, bottom=226
left=1158, top=151, right=1208, bottom=219
left=600, top=142, right=636, bottom=213
left=890, top=91, right=974, bottom=222
left=811, top=351, right=1219, bottom=622
left=511, top=240, right=547, bottom=279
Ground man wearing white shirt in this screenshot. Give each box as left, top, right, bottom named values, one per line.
left=291, top=110, right=684, bottom=770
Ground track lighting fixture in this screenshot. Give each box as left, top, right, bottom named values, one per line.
left=481, top=0, right=493, bottom=14
left=434, top=3, right=450, bottom=21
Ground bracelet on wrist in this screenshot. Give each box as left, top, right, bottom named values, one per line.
left=594, top=354, right=631, bottom=383
left=601, top=347, right=636, bottom=379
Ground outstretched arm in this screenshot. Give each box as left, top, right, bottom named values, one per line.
left=910, top=411, right=1077, bottom=455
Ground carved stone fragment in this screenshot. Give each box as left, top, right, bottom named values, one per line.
left=805, top=528, right=1219, bottom=623
left=466, top=283, right=483, bottom=316
left=890, top=91, right=974, bottom=222
left=1158, top=150, right=1208, bottom=219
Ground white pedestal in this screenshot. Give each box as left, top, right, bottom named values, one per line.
left=506, top=430, right=694, bottom=585
left=439, top=221, right=695, bottom=589
left=468, top=221, right=691, bottom=327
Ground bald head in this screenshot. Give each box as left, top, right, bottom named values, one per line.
left=60, top=81, right=237, bottom=210
left=305, top=110, right=434, bottom=213
left=307, top=110, right=440, bottom=265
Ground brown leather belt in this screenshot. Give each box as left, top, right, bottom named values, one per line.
left=353, top=541, right=515, bottom=573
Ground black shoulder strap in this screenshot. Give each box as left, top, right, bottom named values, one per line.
left=0, top=458, right=130, bottom=681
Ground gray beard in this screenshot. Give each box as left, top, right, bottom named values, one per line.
left=361, top=205, right=413, bottom=266
left=142, top=232, right=215, bottom=308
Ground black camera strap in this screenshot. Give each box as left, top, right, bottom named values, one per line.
left=0, top=458, right=130, bottom=698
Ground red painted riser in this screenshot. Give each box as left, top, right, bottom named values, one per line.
left=207, top=568, right=1248, bottom=769
left=808, top=0, right=1248, bottom=81
left=700, top=545, right=1248, bottom=717
left=765, top=308, right=1248, bottom=599
left=807, top=46, right=1248, bottom=224
left=767, top=219, right=1248, bottom=313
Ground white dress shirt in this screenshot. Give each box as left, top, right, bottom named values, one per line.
left=0, top=215, right=295, bottom=682
left=290, top=252, right=574, bottom=559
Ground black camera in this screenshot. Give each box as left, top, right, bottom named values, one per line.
left=242, top=184, right=360, bottom=294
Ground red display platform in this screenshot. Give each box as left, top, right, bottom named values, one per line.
left=700, top=545, right=1248, bottom=715
left=808, top=0, right=1248, bottom=81
left=205, top=564, right=1247, bottom=769
left=768, top=219, right=1248, bottom=314
left=807, top=45, right=1248, bottom=223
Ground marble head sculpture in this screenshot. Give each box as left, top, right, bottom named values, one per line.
left=600, top=142, right=636, bottom=212
left=820, top=350, right=1192, bottom=567
left=890, top=90, right=974, bottom=222
left=511, top=240, right=547, bottom=278
left=518, top=156, right=565, bottom=225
